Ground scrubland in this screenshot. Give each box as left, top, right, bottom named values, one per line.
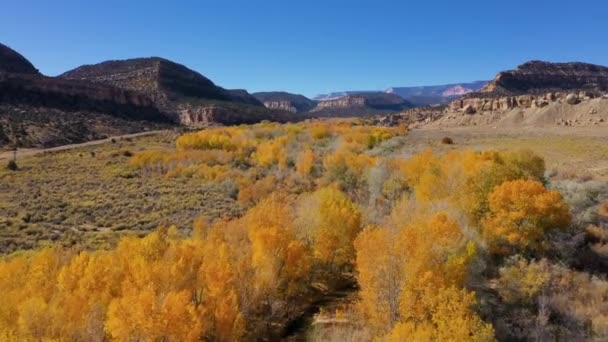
left=1, top=121, right=607, bottom=341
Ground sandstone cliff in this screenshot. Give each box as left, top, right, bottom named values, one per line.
left=311, top=92, right=413, bottom=117
left=447, top=61, right=608, bottom=116
left=0, top=44, right=171, bottom=148
left=479, top=61, right=608, bottom=95
left=252, top=92, right=316, bottom=113
left=60, top=58, right=285, bottom=125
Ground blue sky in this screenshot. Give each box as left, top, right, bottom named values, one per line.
left=2, top=0, right=607, bottom=97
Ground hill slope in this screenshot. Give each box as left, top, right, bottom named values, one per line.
left=0, top=43, right=39, bottom=75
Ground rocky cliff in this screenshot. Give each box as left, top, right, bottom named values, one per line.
left=252, top=92, right=316, bottom=113
left=0, top=44, right=172, bottom=148
left=60, top=58, right=283, bottom=125
left=479, top=61, right=608, bottom=95
left=449, top=61, right=608, bottom=115
left=311, top=92, right=412, bottom=117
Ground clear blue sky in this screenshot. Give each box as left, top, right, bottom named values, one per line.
left=2, top=0, right=607, bottom=97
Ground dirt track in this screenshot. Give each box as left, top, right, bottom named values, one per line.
left=0, top=130, right=168, bottom=160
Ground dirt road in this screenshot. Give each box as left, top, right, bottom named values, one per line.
left=0, top=130, right=168, bottom=160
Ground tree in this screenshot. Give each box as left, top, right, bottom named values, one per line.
left=312, top=188, right=362, bottom=270
left=245, top=194, right=311, bottom=298
left=482, top=179, right=571, bottom=255
left=354, top=226, right=403, bottom=331
left=386, top=286, right=495, bottom=342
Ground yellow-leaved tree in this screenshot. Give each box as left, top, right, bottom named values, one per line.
left=312, top=188, right=362, bottom=270
left=482, top=179, right=571, bottom=255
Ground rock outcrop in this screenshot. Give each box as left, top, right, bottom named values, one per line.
left=313, top=95, right=367, bottom=111
left=480, top=61, right=608, bottom=95
left=252, top=92, right=316, bottom=113
left=0, top=44, right=173, bottom=148
left=448, top=61, right=608, bottom=115
left=60, top=58, right=285, bottom=125
left=311, top=92, right=413, bottom=117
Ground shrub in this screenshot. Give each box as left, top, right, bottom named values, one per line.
left=6, top=160, right=18, bottom=171
left=441, top=137, right=454, bottom=144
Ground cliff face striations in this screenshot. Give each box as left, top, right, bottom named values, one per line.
left=311, top=92, right=413, bottom=117
left=60, top=58, right=284, bottom=125
left=0, top=44, right=173, bottom=148
left=449, top=61, right=608, bottom=114
left=253, top=92, right=317, bottom=113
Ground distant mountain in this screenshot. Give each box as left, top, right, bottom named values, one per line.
left=385, top=81, right=487, bottom=106
left=60, top=58, right=286, bottom=125
left=253, top=92, right=317, bottom=113
left=311, top=92, right=413, bottom=117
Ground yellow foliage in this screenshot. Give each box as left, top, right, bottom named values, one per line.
left=311, top=123, right=331, bottom=139
left=482, top=179, right=571, bottom=254
left=296, top=149, right=315, bottom=177
left=312, top=187, right=362, bottom=268
left=254, top=136, right=289, bottom=168
left=246, top=194, right=312, bottom=295
left=386, top=286, right=495, bottom=342
left=496, top=257, right=551, bottom=304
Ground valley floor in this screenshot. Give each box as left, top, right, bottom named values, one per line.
left=403, top=126, right=608, bottom=180
left=1, top=121, right=607, bottom=340
left=1, top=125, right=606, bottom=254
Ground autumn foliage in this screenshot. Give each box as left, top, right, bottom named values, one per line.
left=0, top=120, right=584, bottom=341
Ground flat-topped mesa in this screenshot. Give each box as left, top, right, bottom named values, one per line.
left=263, top=100, right=298, bottom=113
left=450, top=61, right=608, bottom=113
left=60, top=58, right=234, bottom=109
left=313, top=92, right=412, bottom=111
left=60, top=57, right=285, bottom=125
left=0, top=46, right=168, bottom=123
left=0, top=43, right=40, bottom=75
left=313, top=95, right=367, bottom=110
left=252, top=92, right=316, bottom=113
left=480, top=61, right=608, bottom=95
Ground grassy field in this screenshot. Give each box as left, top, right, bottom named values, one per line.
left=401, top=127, right=608, bottom=180
left=0, top=132, right=242, bottom=253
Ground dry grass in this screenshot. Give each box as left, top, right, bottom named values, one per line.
left=0, top=133, right=242, bottom=254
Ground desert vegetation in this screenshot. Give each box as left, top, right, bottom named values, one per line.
left=1, top=121, right=607, bottom=341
